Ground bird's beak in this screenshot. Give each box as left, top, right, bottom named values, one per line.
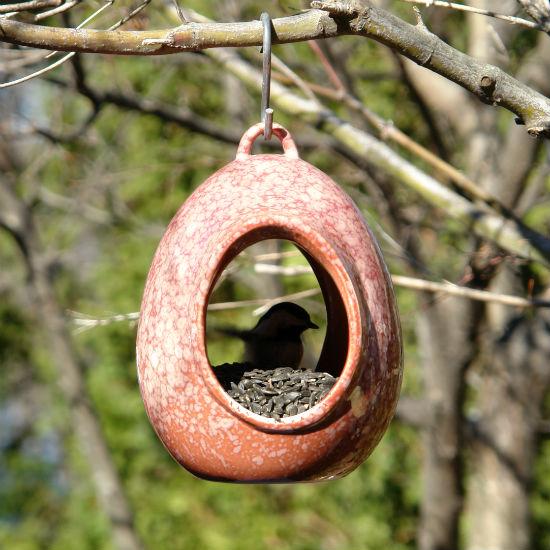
left=308, top=321, right=319, bottom=329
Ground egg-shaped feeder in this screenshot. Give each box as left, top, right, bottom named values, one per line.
left=136, top=123, right=403, bottom=483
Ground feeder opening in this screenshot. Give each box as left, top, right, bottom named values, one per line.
left=206, top=237, right=349, bottom=420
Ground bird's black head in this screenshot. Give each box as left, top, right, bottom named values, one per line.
left=255, top=302, right=318, bottom=337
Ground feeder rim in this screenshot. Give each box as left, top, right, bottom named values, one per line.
left=200, top=218, right=364, bottom=434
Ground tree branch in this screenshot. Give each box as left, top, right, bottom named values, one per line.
left=0, top=0, right=62, bottom=15
left=312, top=1, right=550, bottom=137
left=516, top=0, right=550, bottom=32
left=201, top=43, right=550, bottom=265
left=1, top=2, right=550, bottom=136
left=400, top=0, right=549, bottom=32
left=0, top=10, right=338, bottom=54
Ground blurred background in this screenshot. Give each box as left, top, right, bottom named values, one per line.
left=1, top=1, right=549, bottom=549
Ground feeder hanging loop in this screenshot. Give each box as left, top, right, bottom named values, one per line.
left=260, top=12, right=273, bottom=141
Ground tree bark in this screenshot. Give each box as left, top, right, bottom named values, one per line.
left=0, top=183, right=143, bottom=550
left=467, top=270, right=550, bottom=550
left=417, top=295, right=481, bottom=550
left=463, top=11, right=550, bottom=546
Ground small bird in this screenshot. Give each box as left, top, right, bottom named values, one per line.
left=216, top=302, right=318, bottom=370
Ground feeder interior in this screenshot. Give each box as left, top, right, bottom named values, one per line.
left=205, top=234, right=350, bottom=420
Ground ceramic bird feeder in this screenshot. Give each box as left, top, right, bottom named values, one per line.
left=136, top=122, right=403, bottom=483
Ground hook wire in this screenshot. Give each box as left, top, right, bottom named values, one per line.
left=260, top=12, right=273, bottom=141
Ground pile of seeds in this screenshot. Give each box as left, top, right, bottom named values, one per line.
left=213, top=363, right=338, bottom=419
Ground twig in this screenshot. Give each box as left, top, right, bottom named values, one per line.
left=399, top=0, right=545, bottom=31
left=253, top=250, right=301, bottom=261
left=0, top=49, right=50, bottom=70
left=37, top=187, right=111, bottom=224
left=0, top=0, right=61, bottom=15
left=70, top=311, right=140, bottom=334
left=35, top=0, right=81, bottom=21
left=0, top=0, right=151, bottom=89
left=391, top=274, right=550, bottom=308
left=255, top=263, right=315, bottom=276
left=307, top=40, right=346, bottom=92
left=302, top=34, right=507, bottom=212
left=107, top=0, right=151, bottom=31
left=0, top=51, right=76, bottom=89
left=60, top=83, right=243, bottom=144
left=0, top=0, right=114, bottom=89
left=255, top=263, right=550, bottom=309
left=201, top=47, right=550, bottom=264
left=516, top=0, right=550, bottom=32
left=271, top=55, right=320, bottom=105
left=70, top=269, right=550, bottom=332
left=171, top=0, right=188, bottom=25
left=209, top=288, right=322, bottom=313
left=69, top=288, right=324, bottom=332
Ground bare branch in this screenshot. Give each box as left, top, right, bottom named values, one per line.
left=516, top=0, right=550, bottom=31
left=0, top=51, right=75, bottom=89
left=79, top=267, right=550, bottom=333
left=34, top=0, right=81, bottom=21
left=46, top=74, right=323, bottom=150
left=0, top=0, right=113, bottom=89
left=391, top=274, right=550, bottom=308
left=307, top=40, right=347, bottom=92
left=256, top=263, right=550, bottom=309
left=0, top=0, right=61, bottom=15
left=210, top=289, right=322, bottom=315
left=400, top=0, right=547, bottom=31
left=0, top=48, right=51, bottom=70
left=1, top=4, right=549, bottom=135
left=70, top=310, right=140, bottom=334
left=70, top=289, right=324, bottom=332
left=275, top=60, right=514, bottom=217
left=0, top=10, right=337, bottom=53
left=69, top=83, right=243, bottom=144
left=311, top=1, right=550, bottom=137
left=107, top=0, right=151, bottom=32
left=255, top=263, right=314, bottom=276
left=201, top=44, right=550, bottom=264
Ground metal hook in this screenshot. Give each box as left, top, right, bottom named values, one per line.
left=260, top=12, right=273, bottom=141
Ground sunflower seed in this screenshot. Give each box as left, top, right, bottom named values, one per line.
left=214, top=363, right=338, bottom=419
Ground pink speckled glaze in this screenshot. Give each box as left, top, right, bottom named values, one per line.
left=136, top=123, right=403, bottom=483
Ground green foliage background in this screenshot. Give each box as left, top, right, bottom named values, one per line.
left=0, top=1, right=549, bottom=549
